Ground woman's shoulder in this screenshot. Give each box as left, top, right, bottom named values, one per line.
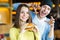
left=10, top=27, right=20, bottom=32
left=10, top=27, right=17, bottom=30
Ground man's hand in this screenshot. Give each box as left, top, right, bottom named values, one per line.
left=49, top=16, right=55, bottom=27
left=45, top=16, right=55, bottom=28
left=31, top=3, right=41, bottom=14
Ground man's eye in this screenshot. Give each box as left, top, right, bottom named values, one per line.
left=48, top=8, right=50, bottom=10
left=27, top=12, right=29, bottom=14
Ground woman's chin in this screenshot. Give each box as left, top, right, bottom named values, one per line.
left=22, top=20, right=27, bottom=22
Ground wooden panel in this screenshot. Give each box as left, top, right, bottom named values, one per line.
left=54, top=30, right=60, bottom=38
left=0, top=7, right=11, bottom=24
left=0, top=24, right=13, bottom=34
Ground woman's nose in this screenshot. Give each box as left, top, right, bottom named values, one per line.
left=24, top=13, right=26, bottom=16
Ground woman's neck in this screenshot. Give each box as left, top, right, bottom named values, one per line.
left=19, top=21, right=26, bottom=32
left=20, top=21, right=26, bottom=26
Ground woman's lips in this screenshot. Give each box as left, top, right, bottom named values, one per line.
left=22, top=16, right=27, bottom=19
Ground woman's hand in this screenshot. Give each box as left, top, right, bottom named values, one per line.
left=25, top=23, right=38, bottom=32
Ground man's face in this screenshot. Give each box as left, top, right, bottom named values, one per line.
left=39, top=5, right=51, bottom=18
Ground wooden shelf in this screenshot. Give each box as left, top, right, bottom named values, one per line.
left=12, top=11, right=16, bottom=14
left=0, top=0, right=9, bottom=3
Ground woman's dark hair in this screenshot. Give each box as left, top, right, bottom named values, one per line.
left=14, top=4, right=32, bottom=28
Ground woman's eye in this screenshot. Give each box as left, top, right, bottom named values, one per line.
left=21, top=12, right=24, bottom=13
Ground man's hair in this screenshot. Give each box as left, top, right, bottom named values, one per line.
left=41, top=0, right=53, bottom=8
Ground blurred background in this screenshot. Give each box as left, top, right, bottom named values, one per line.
left=0, top=0, right=60, bottom=40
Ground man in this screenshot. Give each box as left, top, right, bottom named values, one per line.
left=30, top=0, right=54, bottom=40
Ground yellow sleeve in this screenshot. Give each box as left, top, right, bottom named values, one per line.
left=9, top=28, right=19, bottom=40
left=34, top=25, right=40, bottom=40
left=34, top=32, right=40, bottom=40
left=18, top=31, right=34, bottom=40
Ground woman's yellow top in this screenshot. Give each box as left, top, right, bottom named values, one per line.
left=9, top=27, right=20, bottom=40
left=9, top=23, right=40, bottom=40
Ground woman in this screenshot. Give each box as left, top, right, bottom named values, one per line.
left=10, top=4, right=40, bottom=40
